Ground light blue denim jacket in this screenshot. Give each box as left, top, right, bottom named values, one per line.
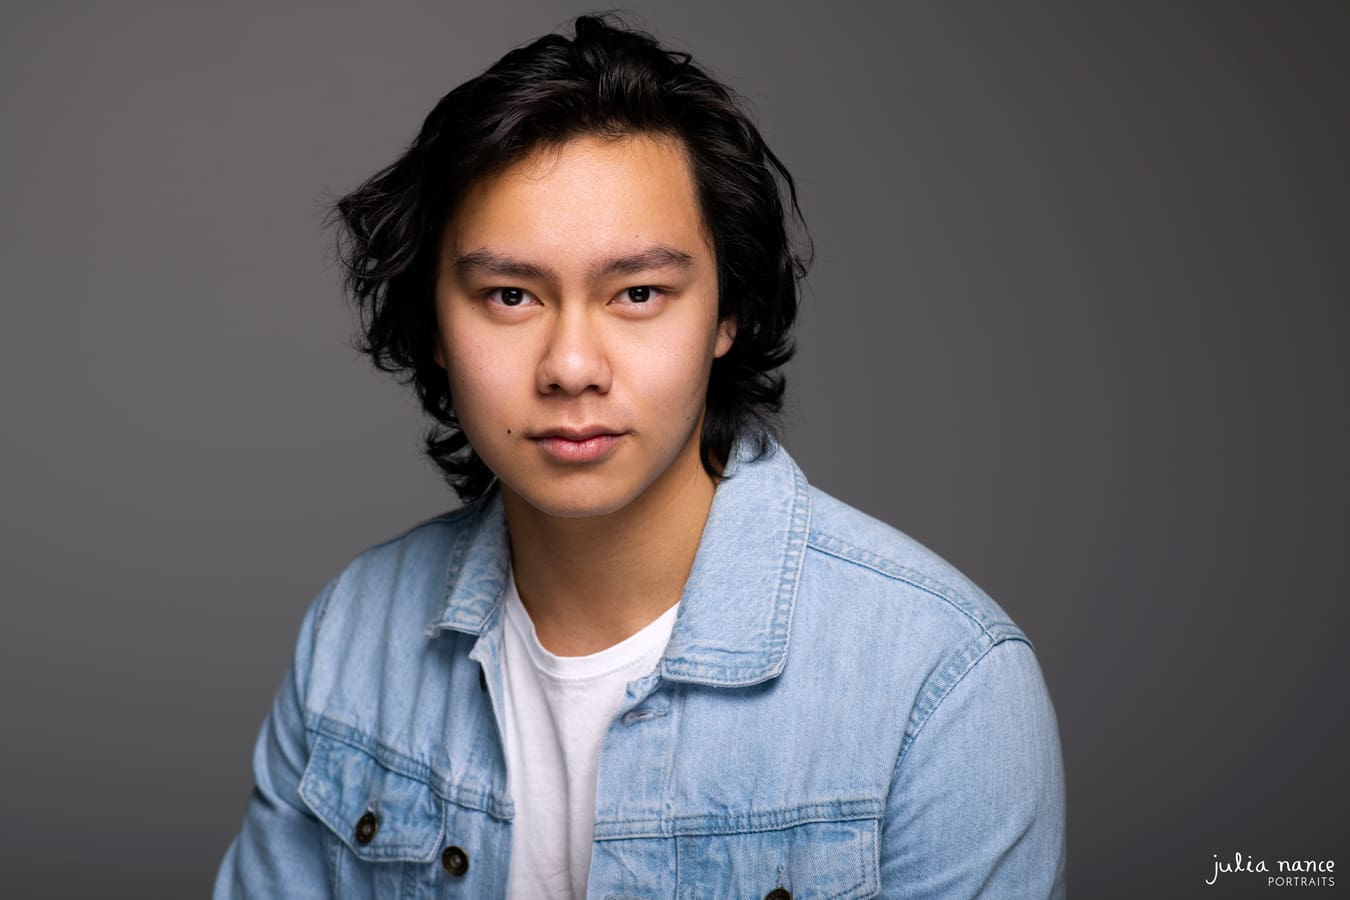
left=215, top=438, right=1067, bottom=898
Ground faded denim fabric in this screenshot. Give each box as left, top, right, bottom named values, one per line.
left=215, top=438, right=1067, bottom=898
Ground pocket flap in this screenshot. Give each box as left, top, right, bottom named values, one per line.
left=676, top=817, right=880, bottom=899
left=299, top=733, right=445, bottom=863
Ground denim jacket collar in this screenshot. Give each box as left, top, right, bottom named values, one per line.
left=423, top=436, right=811, bottom=688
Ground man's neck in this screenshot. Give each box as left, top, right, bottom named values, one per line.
left=501, top=445, right=718, bottom=657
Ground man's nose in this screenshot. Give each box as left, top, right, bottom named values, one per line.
left=536, top=302, right=613, bottom=396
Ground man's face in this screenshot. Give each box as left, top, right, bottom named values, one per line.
left=433, top=132, right=734, bottom=519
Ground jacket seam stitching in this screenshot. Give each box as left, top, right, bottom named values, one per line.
left=304, top=715, right=509, bottom=819
left=892, top=634, right=1033, bottom=778
left=595, top=799, right=881, bottom=839
left=804, top=536, right=1017, bottom=639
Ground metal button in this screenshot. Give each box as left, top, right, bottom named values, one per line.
left=353, top=811, right=379, bottom=845
left=442, top=844, right=470, bottom=876
left=765, top=890, right=791, bottom=900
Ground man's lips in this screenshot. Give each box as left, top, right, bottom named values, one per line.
left=530, top=427, right=626, bottom=463
left=532, top=426, right=625, bottom=441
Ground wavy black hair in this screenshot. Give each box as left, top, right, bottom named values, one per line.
left=330, top=12, right=809, bottom=503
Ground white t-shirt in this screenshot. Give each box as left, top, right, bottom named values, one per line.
left=500, top=567, right=679, bottom=899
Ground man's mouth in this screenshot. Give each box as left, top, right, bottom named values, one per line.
left=531, top=427, right=626, bottom=463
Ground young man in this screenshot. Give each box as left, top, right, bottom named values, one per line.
left=216, top=15, right=1066, bottom=899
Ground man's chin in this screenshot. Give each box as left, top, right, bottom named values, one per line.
left=505, top=482, right=637, bottom=522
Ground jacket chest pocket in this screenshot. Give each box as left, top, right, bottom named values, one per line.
left=299, top=734, right=446, bottom=898
left=675, top=818, right=880, bottom=900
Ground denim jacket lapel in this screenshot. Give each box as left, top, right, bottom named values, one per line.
left=660, top=437, right=810, bottom=687
left=423, top=494, right=510, bottom=638
left=422, top=436, right=811, bottom=688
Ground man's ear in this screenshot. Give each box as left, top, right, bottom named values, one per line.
left=714, top=316, right=737, bottom=358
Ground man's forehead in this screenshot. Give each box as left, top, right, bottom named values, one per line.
left=507, top=130, right=692, bottom=178
left=440, top=133, right=714, bottom=278
left=450, top=132, right=702, bottom=220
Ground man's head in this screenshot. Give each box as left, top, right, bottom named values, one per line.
left=332, top=14, right=807, bottom=505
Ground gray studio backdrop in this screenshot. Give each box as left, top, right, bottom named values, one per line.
left=2, top=3, right=1346, bottom=898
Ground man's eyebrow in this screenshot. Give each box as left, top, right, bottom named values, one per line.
left=588, top=245, right=695, bottom=280
left=452, top=250, right=557, bottom=282
left=451, top=245, right=696, bottom=283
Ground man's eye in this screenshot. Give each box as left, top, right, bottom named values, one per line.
left=620, top=286, right=661, bottom=304
left=489, top=287, right=530, bottom=307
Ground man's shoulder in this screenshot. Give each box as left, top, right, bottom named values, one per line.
left=800, top=484, right=1025, bottom=646
left=313, top=501, right=485, bottom=634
